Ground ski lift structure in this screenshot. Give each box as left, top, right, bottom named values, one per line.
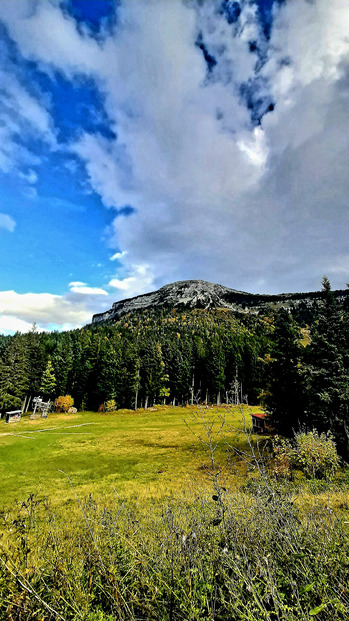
left=30, top=396, right=52, bottom=420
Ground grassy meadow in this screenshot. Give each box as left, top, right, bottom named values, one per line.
left=2, top=405, right=349, bottom=620
left=0, top=404, right=261, bottom=509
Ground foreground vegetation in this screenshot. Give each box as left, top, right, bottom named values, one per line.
left=1, top=406, right=349, bottom=620
left=2, top=479, right=349, bottom=621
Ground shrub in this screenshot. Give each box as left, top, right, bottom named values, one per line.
left=54, top=395, right=74, bottom=413
left=105, top=399, right=117, bottom=412
left=294, top=429, right=340, bottom=479
left=272, top=429, right=340, bottom=480
left=272, top=435, right=294, bottom=478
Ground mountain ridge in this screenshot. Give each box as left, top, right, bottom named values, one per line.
left=92, top=279, right=349, bottom=324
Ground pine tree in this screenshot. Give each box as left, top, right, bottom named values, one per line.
left=264, top=309, right=305, bottom=435
left=207, top=336, right=226, bottom=405
left=0, top=334, right=29, bottom=411
left=96, top=338, right=122, bottom=406
left=305, top=277, right=349, bottom=453
left=40, top=358, right=57, bottom=398
left=22, top=324, right=46, bottom=411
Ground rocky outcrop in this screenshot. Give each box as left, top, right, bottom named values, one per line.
left=92, top=279, right=349, bottom=324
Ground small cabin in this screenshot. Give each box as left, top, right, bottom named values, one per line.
left=5, top=410, right=22, bottom=423
left=251, top=412, right=268, bottom=434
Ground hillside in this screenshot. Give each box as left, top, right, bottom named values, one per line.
left=92, top=279, right=349, bottom=324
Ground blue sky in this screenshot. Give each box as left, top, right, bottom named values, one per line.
left=0, top=0, right=349, bottom=333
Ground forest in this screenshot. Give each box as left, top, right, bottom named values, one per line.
left=1, top=277, right=349, bottom=453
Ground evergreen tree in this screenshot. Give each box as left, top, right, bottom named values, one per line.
left=207, top=336, right=226, bottom=405
left=96, top=338, right=122, bottom=406
left=141, top=341, right=169, bottom=407
left=40, top=358, right=57, bottom=398
left=125, top=349, right=141, bottom=410
left=0, top=334, right=29, bottom=411
left=305, top=277, right=349, bottom=453
left=22, top=324, right=46, bottom=411
left=264, top=309, right=305, bottom=435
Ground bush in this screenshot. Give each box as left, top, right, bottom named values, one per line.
left=272, top=429, right=340, bottom=480
left=54, top=395, right=74, bottom=413
left=105, top=399, right=117, bottom=412
left=294, top=429, right=340, bottom=479
left=272, top=435, right=293, bottom=478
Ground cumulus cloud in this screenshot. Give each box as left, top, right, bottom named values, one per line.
left=0, top=315, right=38, bottom=336
left=0, top=290, right=89, bottom=329
left=0, top=266, right=157, bottom=334
left=0, top=213, right=16, bottom=232
left=68, top=282, right=108, bottom=295
left=0, top=0, right=349, bottom=305
left=109, top=264, right=155, bottom=299
left=0, top=285, right=117, bottom=334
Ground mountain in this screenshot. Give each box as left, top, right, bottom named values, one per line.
left=92, top=279, right=349, bottom=324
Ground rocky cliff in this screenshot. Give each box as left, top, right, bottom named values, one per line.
left=92, top=279, right=349, bottom=324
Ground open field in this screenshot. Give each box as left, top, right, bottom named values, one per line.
left=2, top=406, right=349, bottom=619
left=0, top=405, right=263, bottom=509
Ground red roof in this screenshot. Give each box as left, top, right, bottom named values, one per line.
left=251, top=412, right=267, bottom=420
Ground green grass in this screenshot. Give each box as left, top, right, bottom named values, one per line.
left=2, top=405, right=349, bottom=620
left=0, top=404, right=260, bottom=509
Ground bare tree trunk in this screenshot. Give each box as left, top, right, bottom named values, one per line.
left=344, top=421, right=349, bottom=461
left=217, top=391, right=221, bottom=406
left=22, top=393, right=30, bottom=413
left=145, top=396, right=148, bottom=409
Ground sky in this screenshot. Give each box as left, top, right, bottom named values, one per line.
left=0, top=0, right=349, bottom=334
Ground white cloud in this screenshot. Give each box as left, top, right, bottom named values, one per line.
left=0, top=287, right=113, bottom=334
left=0, top=0, right=349, bottom=300
left=0, top=315, right=38, bottom=336
left=69, top=282, right=108, bottom=295
left=109, top=264, right=155, bottom=299
left=110, top=251, right=127, bottom=261
left=0, top=290, right=87, bottom=324
left=0, top=64, right=55, bottom=174
left=0, top=213, right=16, bottom=232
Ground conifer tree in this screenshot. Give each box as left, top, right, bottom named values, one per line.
left=264, top=309, right=305, bottom=435
left=96, top=338, right=122, bottom=406
left=40, top=358, right=56, bottom=398
left=0, top=333, right=29, bottom=411
left=305, top=277, right=349, bottom=453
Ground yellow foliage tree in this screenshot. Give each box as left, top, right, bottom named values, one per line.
left=54, top=395, right=74, bottom=413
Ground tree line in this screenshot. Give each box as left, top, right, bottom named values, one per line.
left=0, top=307, right=269, bottom=412
left=1, top=277, right=349, bottom=452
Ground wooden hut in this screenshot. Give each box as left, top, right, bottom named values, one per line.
left=251, top=412, right=268, bottom=434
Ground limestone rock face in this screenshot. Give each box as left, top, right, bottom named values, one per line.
left=91, top=279, right=349, bottom=324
